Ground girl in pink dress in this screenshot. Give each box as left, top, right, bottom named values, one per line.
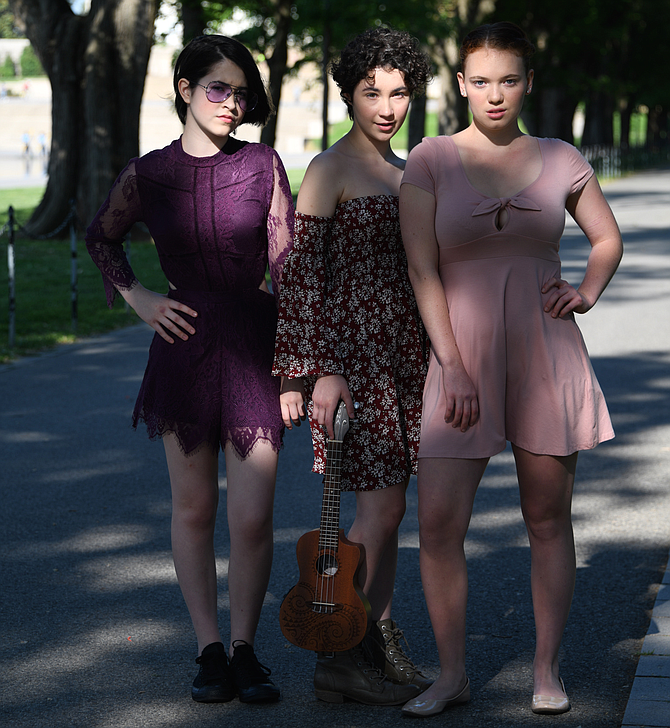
left=399, top=22, right=622, bottom=717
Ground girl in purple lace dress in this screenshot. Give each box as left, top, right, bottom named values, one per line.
left=86, top=36, right=293, bottom=704
left=274, top=28, right=432, bottom=704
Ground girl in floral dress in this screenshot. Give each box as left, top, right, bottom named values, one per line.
left=274, top=27, right=432, bottom=705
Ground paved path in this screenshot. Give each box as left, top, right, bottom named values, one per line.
left=1, top=169, right=669, bottom=727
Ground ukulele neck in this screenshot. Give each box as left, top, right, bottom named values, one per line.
left=319, top=437, right=343, bottom=551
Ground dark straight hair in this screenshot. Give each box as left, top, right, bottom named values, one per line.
left=173, top=35, right=273, bottom=126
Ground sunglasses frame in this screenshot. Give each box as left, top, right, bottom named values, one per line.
left=197, top=81, right=258, bottom=112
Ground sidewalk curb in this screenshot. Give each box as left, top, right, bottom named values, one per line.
left=622, top=552, right=670, bottom=727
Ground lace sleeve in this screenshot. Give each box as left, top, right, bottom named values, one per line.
left=272, top=212, right=343, bottom=378
left=266, top=150, right=295, bottom=306
left=85, top=160, right=142, bottom=307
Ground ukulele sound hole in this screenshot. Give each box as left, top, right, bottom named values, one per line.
left=316, top=553, right=338, bottom=577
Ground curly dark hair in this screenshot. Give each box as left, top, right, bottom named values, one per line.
left=460, top=22, right=535, bottom=73
left=330, top=27, right=432, bottom=119
left=173, top=35, right=273, bottom=127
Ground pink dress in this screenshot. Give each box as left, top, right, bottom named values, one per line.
left=402, top=136, right=614, bottom=458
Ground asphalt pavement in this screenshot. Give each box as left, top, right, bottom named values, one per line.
left=1, top=168, right=669, bottom=727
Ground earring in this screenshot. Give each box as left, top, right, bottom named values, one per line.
left=526, top=88, right=532, bottom=95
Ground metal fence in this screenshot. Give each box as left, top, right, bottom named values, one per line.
left=581, top=144, right=670, bottom=179
left=1, top=202, right=133, bottom=350
left=2, top=201, right=79, bottom=349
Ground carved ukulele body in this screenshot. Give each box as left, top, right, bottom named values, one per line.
left=279, top=403, right=371, bottom=651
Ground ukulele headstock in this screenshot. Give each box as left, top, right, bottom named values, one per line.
left=332, top=401, right=351, bottom=442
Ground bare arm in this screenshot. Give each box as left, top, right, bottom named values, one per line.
left=400, top=183, right=479, bottom=431
left=295, top=149, right=345, bottom=218
left=542, top=175, right=623, bottom=317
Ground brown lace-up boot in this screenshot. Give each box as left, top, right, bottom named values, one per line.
left=314, top=641, right=420, bottom=705
left=365, top=618, right=433, bottom=691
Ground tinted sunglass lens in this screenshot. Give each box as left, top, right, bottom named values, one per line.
left=207, top=84, right=233, bottom=104
left=205, top=83, right=258, bottom=112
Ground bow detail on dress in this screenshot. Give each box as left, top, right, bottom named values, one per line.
left=472, top=196, right=542, bottom=217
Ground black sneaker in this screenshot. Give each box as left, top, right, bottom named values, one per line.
left=229, top=640, right=280, bottom=703
left=191, top=642, right=236, bottom=703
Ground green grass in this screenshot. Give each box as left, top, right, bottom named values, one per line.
left=286, top=168, right=305, bottom=197
left=0, top=188, right=44, bottom=227
left=0, top=188, right=166, bottom=363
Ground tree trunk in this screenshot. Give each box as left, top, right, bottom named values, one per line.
left=8, top=0, right=157, bottom=234
left=434, top=38, right=466, bottom=136
left=534, top=87, right=576, bottom=143
left=582, top=88, right=615, bottom=147
left=321, top=18, right=331, bottom=152
left=407, top=93, right=427, bottom=153
left=259, top=0, right=292, bottom=149
left=645, top=105, right=667, bottom=151
left=180, top=0, right=206, bottom=45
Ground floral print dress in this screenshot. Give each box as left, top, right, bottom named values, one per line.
left=273, top=195, right=428, bottom=491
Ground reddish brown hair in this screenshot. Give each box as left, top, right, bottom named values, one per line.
left=460, top=21, right=535, bottom=73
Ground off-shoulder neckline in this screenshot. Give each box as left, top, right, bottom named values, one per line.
left=338, top=194, right=398, bottom=206
left=295, top=194, right=398, bottom=221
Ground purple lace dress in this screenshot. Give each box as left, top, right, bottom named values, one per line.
left=86, top=137, right=294, bottom=457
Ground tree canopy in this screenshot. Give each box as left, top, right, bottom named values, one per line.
left=4, top=0, right=669, bottom=233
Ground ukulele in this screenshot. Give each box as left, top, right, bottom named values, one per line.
left=279, top=401, right=371, bottom=652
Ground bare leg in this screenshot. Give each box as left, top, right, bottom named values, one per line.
left=416, top=457, right=488, bottom=700
left=346, top=480, right=407, bottom=620
left=224, top=439, right=278, bottom=658
left=371, top=530, right=399, bottom=621
left=514, top=445, right=577, bottom=700
left=164, top=434, right=222, bottom=655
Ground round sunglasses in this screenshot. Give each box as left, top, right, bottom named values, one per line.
left=197, top=81, right=258, bottom=112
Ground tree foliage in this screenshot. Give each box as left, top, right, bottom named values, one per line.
left=0, top=53, right=15, bottom=76
left=486, top=0, right=670, bottom=147
left=19, top=41, right=43, bottom=75
left=3, top=0, right=667, bottom=240
left=0, top=0, right=22, bottom=37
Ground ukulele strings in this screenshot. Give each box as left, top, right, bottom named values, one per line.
left=316, top=437, right=342, bottom=613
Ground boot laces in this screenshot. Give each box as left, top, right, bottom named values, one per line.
left=381, top=623, right=424, bottom=677
left=352, top=642, right=388, bottom=685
